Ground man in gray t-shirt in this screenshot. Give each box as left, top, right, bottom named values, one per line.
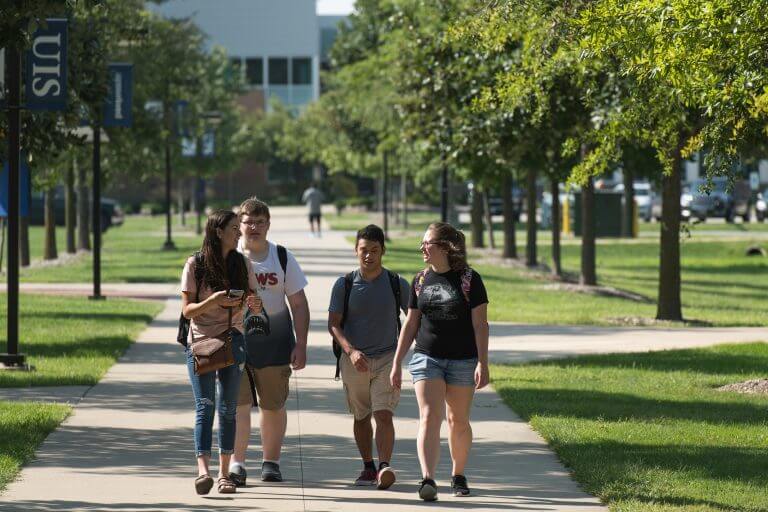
left=301, top=182, right=324, bottom=237
left=328, top=224, right=408, bottom=490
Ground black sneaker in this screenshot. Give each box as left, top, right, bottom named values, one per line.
left=228, top=463, right=247, bottom=487
left=418, top=478, right=438, bottom=501
left=261, top=461, right=283, bottom=482
left=451, top=474, right=470, bottom=496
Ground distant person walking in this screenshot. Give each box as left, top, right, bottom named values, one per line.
left=229, top=197, right=310, bottom=486
left=301, top=182, right=324, bottom=237
left=328, top=225, right=409, bottom=489
left=180, top=209, right=261, bottom=495
left=390, top=222, right=490, bottom=502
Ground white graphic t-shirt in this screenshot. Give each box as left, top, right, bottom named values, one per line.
left=238, top=241, right=308, bottom=368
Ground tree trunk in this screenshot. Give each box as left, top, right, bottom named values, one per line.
left=525, top=168, right=537, bottom=266
left=178, top=178, right=186, bottom=227
left=65, top=158, right=76, bottom=254
left=551, top=177, right=562, bottom=277
left=0, top=218, right=6, bottom=273
left=20, top=216, right=30, bottom=267
left=580, top=176, right=597, bottom=285
left=502, top=173, right=517, bottom=259
left=77, top=158, right=90, bottom=251
left=401, top=173, right=408, bottom=229
left=622, top=167, right=635, bottom=237
left=656, top=148, right=683, bottom=321
left=483, top=189, right=496, bottom=249
left=470, top=185, right=484, bottom=248
left=43, top=186, right=58, bottom=260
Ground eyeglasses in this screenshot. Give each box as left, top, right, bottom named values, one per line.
left=420, top=240, right=441, bottom=249
left=241, top=219, right=268, bottom=229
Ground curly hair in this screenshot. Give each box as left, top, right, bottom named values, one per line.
left=427, top=222, right=468, bottom=271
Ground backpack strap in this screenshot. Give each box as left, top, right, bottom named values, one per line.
left=414, top=269, right=428, bottom=297
left=276, top=244, right=288, bottom=282
left=460, top=267, right=473, bottom=303
left=334, top=272, right=354, bottom=380
left=386, top=269, right=402, bottom=333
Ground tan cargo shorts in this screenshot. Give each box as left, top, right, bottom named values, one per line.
left=237, top=364, right=292, bottom=410
left=340, top=351, right=400, bottom=420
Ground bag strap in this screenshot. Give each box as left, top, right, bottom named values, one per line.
left=277, top=244, right=288, bottom=282
left=386, top=269, right=402, bottom=333
left=335, top=272, right=354, bottom=380
left=414, top=269, right=428, bottom=297
left=460, top=267, right=473, bottom=303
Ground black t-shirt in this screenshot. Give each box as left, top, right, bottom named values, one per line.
left=409, top=268, right=488, bottom=359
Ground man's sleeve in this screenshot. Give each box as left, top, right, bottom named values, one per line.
left=284, top=250, right=309, bottom=297
left=399, top=276, right=410, bottom=314
left=328, top=277, right=345, bottom=314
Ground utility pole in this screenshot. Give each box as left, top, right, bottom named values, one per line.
left=1, top=45, right=27, bottom=368
left=90, top=117, right=104, bottom=300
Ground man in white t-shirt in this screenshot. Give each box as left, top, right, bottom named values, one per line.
left=229, top=197, right=310, bottom=486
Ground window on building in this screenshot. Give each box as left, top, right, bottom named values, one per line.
left=268, top=58, right=288, bottom=85
left=245, top=58, right=263, bottom=86
left=292, top=57, right=312, bottom=85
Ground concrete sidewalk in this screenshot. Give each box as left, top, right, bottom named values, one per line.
left=3, top=206, right=764, bottom=511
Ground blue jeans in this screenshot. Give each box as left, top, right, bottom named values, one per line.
left=408, top=352, right=478, bottom=387
left=186, top=331, right=246, bottom=457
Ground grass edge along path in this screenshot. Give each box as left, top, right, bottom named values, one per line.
left=0, top=402, right=70, bottom=493
left=491, top=342, right=768, bottom=512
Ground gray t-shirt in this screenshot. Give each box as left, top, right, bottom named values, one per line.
left=329, top=269, right=409, bottom=358
left=301, top=187, right=323, bottom=214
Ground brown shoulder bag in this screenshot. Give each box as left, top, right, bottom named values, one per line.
left=190, top=307, right=235, bottom=375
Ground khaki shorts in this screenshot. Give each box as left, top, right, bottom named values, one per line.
left=341, top=352, right=400, bottom=421
left=237, top=364, right=292, bottom=410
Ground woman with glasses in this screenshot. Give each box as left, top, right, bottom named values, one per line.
left=180, top=209, right=261, bottom=495
left=390, top=222, right=489, bottom=502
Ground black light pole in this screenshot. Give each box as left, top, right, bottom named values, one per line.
left=1, top=45, right=27, bottom=368
left=162, top=99, right=176, bottom=251
left=383, top=150, right=389, bottom=239
left=89, top=117, right=104, bottom=300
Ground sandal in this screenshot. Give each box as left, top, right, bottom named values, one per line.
left=218, top=476, right=236, bottom=494
left=195, top=474, right=214, bottom=495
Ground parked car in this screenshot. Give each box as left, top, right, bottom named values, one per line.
left=28, top=192, right=124, bottom=232
left=688, top=177, right=751, bottom=222
left=756, top=188, right=767, bottom=222
left=650, top=188, right=692, bottom=222
left=613, top=182, right=653, bottom=222
left=467, top=182, right=523, bottom=221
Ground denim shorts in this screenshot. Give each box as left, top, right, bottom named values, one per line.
left=407, top=352, right=478, bottom=387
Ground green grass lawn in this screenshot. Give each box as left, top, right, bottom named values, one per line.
left=0, top=401, right=70, bottom=492
left=0, top=293, right=161, bottom=492
left=18, top=215, right=201, bottom=283
left=491, top=342, right=768, bottom=511
left=376, top=235, right=767, bottom=326
left=0, top=294, right=162, bottom=387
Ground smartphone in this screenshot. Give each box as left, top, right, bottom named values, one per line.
left=228, top=289, right=244, bottom=299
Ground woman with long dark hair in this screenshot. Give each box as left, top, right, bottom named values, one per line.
left=390, top=222, right=489, bottom=502
left=181, top=209, right=261, bottom=495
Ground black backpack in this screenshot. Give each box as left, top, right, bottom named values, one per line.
left=332, top=269, right=402, bottom=380
left=177, top=245, right=289, bottom=347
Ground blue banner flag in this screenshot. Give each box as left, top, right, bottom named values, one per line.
left=202, top=130, right=215, bottom=157
left=174, top=100, right=190, bottom=137
left=0, top=155, right=31, bottom=217
left=103, top=63, right=133, bottom=127
left=25, top=18, right=68, bottom=111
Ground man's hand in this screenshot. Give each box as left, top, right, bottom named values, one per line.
left=290, top=345, right=307, bottom=370
left=349, top=349, right=369, bottom=372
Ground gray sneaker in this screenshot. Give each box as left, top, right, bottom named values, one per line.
left=228, top=463, right=247, bottom=487
left=418, top=478, right=438, bottom=501
left=261, top=461, right=283, bottom=482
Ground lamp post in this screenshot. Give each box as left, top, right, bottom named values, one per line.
left=194, top=111, right=221, bottom=234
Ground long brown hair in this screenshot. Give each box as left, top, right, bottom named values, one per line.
left=199, top=210, right=248, bottom=292
left=427, top=222, right=468, bottom=272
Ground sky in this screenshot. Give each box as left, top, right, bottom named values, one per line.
left=316, top=0, right=356, bottom=15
